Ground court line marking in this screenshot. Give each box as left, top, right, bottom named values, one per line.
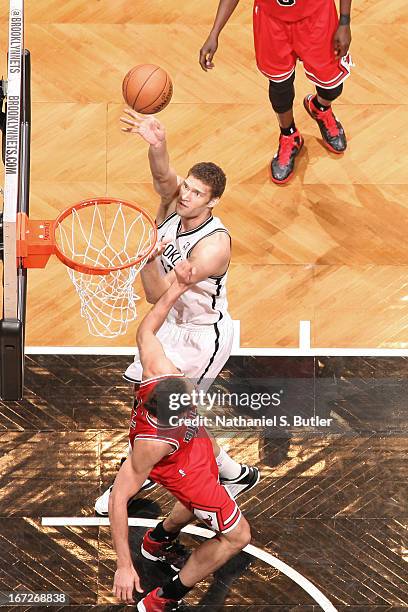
left=26, top=346, right=408, bottom=356
left=299, top=320, right=311, bottom=350
left=41, top=517, right=337, bottom=612
left=25, top=319, right=408, bottom=356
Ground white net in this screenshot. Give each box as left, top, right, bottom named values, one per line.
left=55, top=200, right=156, bottom=338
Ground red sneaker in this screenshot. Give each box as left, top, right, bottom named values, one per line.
left=271, top=130, right=304, bottom=184
left=303, top=94, right=347, bottom=153
left=141, top=529, right=190, bottom=572
left=137, top=587, right=180, bottom=612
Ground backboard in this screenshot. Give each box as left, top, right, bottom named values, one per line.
left=0, top=0, right=30, bottom=400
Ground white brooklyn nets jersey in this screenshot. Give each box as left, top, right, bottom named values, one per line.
left=158, top=212, right=230, bottom=326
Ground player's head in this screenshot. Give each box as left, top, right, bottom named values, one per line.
left=177, top=162, right=226, bottom=218
left=144, top=377, right=194, bottom=426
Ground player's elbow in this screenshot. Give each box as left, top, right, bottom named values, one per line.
left=144, top=293, right=158, bottom=305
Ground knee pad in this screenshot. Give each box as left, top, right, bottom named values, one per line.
left=268, top=74, right=295, bottom=114
left=316, top=83, right=343, bottom=102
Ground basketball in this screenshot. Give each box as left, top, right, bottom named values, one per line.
left=122, top=64, right=173, bottom=114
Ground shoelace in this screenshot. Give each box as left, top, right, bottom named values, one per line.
left=277, top=134, right=297, bottom=166
left=318, top=107, right=339, bottom=137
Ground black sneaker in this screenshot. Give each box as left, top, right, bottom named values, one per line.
left=271, top=130, right=304, bottom=184
left=220, top=465, right=260, bottom=498
left=303, top=94, right=347, bottom=153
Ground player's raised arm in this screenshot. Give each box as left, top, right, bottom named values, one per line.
left=199, top=0, right=241, bottom=71
left=120, top=110, right=179, bottom=223
left=136, top=261, right=196, bottom=377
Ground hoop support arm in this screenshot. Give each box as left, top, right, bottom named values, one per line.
left=17, top=212, right=55, bottom=269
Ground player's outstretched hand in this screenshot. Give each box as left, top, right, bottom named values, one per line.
left=174, top=260, right=196, bottom=288
left=333, top=24, right=351, bottom=58
left=120, top=108, right=166, bottom=146
left=199, top=34, right=218, bottom=71
left=112, top=566, right=143, bottom=603
left=146, top=239, right=171, bottom=264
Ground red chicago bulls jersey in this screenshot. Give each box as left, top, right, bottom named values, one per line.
left=256, top=0, right=330, bottom=22
left=129, top=375, right=219, bottom=491
left=129, top=375, right=241, bottom=533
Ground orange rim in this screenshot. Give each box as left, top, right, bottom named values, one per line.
left=52, top=197, right=158, bottom=275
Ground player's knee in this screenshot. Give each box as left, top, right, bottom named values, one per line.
left=268, top=75, right=295, bottom=114
left=235, top=517, right=252, bottom=549
left=225, top=516, right=251, bottom=551
left=316, top=83, right=343, bottom=102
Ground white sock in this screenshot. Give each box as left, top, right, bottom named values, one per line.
left=216, top=448, right=242, bottom=480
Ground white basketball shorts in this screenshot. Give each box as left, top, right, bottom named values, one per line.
left=123, top=314, right=234, bottom=393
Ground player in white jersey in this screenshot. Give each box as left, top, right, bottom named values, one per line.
left=122, top=114, right=232, bottom=389
left=124, top=204, right=232, bottom=388
left=94, top=111, right=259, bottom=515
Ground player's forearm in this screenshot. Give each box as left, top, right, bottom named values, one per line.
left=148, top=139, right=170, bottom=183
left=209, top=0, right=240, bottom=37
left=339, top=0, right=352, bottom=18
left=138, top=280, right=185, bottom=341
left=109, top=496, right=135, bottom=568
left=141, top=261, right=172, bottom=304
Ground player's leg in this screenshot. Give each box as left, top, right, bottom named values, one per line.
left=252, top=3, right=303, bottom=183
left=269, top=74, right=304, bottom=184
left=180, top=516, right=251, bottom=585
left=193, top=316, right=260, bottom=495
left=137, top=467, right=250, bottom=611
left=141, top=502, right=194, bottom=572
left=303, top=83, right=346, bottom=153
left=299, top=2, right=351, bottom=153
left=138, top=518, right=250, bottom=611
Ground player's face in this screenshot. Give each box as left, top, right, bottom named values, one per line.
left=176, top=175, right=215, bottom=218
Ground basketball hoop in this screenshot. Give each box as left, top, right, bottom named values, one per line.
left=17, top=198, right=157, bottom=338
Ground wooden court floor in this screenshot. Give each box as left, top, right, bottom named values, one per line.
left=0, top=355, right=407, bottom=609
left=0, top=1, right=407, bottom=348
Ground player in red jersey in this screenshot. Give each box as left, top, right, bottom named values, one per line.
left=199, top=0, right=353, bottom=183
left=109, top=261, right=251, bottom=611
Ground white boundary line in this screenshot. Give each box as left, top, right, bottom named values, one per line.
left=41, top=517, right=337, bottom=612
left=299, top=320, right=311, bottom=350
left=26, top=317, right=408, bottom=357
left=25, top=346, right=408, bottom=356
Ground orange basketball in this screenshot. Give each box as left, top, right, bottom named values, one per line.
left=122, top=64, right=173, bottom=114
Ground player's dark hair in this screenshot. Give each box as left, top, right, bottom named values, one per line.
left=188, top=162, right=226, bottom=199
left=144, top=377, right=192, bottom=426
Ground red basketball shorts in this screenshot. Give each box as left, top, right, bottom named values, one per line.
left=253, top=0, right=352, bottom=89
left=150, top=437, right=242, bottom=534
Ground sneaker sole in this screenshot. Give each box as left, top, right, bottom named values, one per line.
left=140, top=544, right=161, bottom=562
left=270, top=137, right=304, bottom=185
left=94, top=509, right=109, bottom=517
left=137, top=601, right=147, bottom=612
left=303, top=96, right=346, bottom=155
